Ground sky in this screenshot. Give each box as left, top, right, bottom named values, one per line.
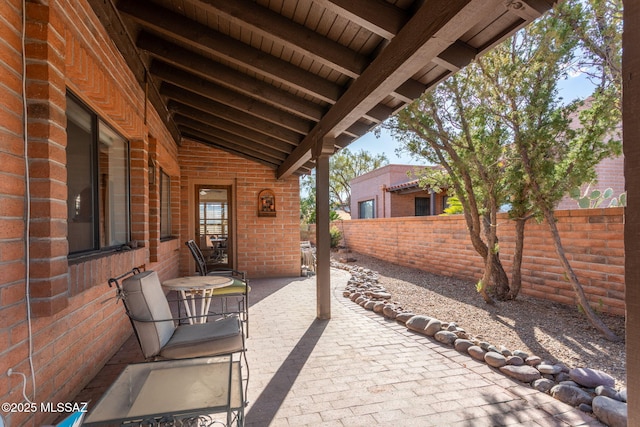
left=346, top=72, right=596, bottom=165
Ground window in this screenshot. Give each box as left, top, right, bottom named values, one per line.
left=66, top=94, right=130, bottom=254
left=160, top=170, right=171, bottom=239
left=415, top=197, right=430, bottom=216
left=358, top=200, right=375, bottom=219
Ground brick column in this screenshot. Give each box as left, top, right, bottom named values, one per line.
left=130, top=137, right=150, bottom=251
left=26, top=2, right=69, bottom=316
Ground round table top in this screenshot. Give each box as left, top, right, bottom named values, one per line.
left=162, top=275, right=234, bottom=291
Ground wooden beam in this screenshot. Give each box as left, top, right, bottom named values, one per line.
left=150, top=62, right=313, bottom=135
left=318, top=0, right=407, bottom=40
left=118, top=1, right=342, bottom=103
left=137, top=32, right=327, bottom=122
left=186, top=0, right=368, bottom=78
left=162, top=87, right=302, bottom=146
left=170, top=103, right=295, bottom=154
left=278, top=0, right=506, bottom=178
left=431, top=40, right=478, bottom=71
left=182, top=130, right=280, bottom=169
left=175, top=118, right=288, bottom=162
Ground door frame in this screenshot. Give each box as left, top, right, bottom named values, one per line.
left=187, top=178, right=237, bottom=273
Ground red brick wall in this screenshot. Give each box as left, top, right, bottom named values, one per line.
left=340, top=208, right=625, bottom=316
left=178, top=140, right=301, bottom=278
left=0, top=1, right=181, bottom=425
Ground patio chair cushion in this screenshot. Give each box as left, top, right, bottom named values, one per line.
left=160, top=316, right=243, bottom=359
left=210, top=282, right=251, bottom=296
left=122, top=270, right=176, bottom=359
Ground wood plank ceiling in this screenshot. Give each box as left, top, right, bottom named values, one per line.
left=89, top=0, right=554, bottom=178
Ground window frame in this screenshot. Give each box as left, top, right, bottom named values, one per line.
left=358, top=199, right=375, bottom=219
left=66, top=92, right=131, bottom=257
left=160, top=169, right=172, bottom=240
left=415, top=197, right=430, bottom=216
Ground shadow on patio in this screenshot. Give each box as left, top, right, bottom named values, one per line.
left=75, top=269, right=604, bottom=426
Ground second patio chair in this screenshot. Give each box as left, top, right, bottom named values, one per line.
left=185, top=240, right=250, bottom=337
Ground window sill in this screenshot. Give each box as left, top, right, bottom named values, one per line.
left=68, top=245, right=144, bottom=265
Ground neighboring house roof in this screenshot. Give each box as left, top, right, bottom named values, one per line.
left=385, top=179, right=424, bottom=194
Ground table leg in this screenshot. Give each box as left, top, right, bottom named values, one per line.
left=180, top=290, right=195, bottom=325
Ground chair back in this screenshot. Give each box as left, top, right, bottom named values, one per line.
left=186, top=239, right=208, bottom=275
left=121, top=270, right=176, bottom=358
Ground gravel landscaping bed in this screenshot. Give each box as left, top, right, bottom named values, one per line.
left=339, top=251, right=626, bottom=389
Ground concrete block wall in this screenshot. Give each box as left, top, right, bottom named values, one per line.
left=338, top=207, right=625, bottom=316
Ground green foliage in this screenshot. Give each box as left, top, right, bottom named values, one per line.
left=569, top=184, right=626, bottom=208
left=300, top=148, right=388, bottom=223
left=329, top=226, right=342, bottom=248
left=442, top=196, right=463, bottom=215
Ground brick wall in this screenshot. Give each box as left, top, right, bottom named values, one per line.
left=339, top=208, right=625, bottom=316
left=178, top=141, right=301, bottom=278
left=0, top=1, right=182, bottom=425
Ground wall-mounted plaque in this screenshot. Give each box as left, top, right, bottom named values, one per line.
left=258, top=189, right=276, bottom=217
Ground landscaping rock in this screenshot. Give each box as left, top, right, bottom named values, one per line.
left=537, top=364, right=563, bottom=375
left=373, top=301, right=385, bottom=313
left=454, top=339, right=474, bottom=353
left=525, top=355, right=542, bottom=366
left=468, top=346, right=487, bottom=361
left=513, top=350, right=529, bottom=359
left=364, top=300, right=376, bottom=310
left=382, top=305, right=397, bottom=319
left=550, top=384, right=593, bottom=407
left=595, top=385, right=619, bottom=400
left=617, top=388, right=627, bottom=402
left=424, top=318, right=442, bottom=337
left=592, top=396, right=628, bottom=427
left=499, top=365, right=541, bottom=383
left=405, top=315, right=431, bottom=333
left=569, top=368, right=616, bottom=389
left=484, top=352, right=507, bottom=368
left=434, top=330, right=458, bottom=346
left=395, top=312, right=415, bottom=324
left=506, top=356, right=524, bottom=366
left=578, top=403, right=593, bottom=413
left=532, top=378, right=555, bottom=393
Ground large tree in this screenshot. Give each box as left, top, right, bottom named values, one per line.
left=388, top=6, right=622, bottom=341
left=300, top=148, right=388, bottom=223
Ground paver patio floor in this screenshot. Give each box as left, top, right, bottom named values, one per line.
left=77, top=268, right=605, bottom=426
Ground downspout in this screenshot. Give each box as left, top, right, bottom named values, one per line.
left=381, top=184, right=387, bottom=218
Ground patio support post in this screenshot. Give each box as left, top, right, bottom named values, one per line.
left=315, top=138, right=334, bottom=319
left=623, top=0, right=639, bottom=421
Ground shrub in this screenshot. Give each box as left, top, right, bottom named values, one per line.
left=330, top=226, right=342, bottom=248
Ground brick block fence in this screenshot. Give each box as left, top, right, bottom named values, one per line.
left=320, top=208, right=625, bottom=316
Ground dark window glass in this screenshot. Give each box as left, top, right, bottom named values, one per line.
left=358, top=200, right=375, bottom=219
left=66, top=94, right=130, bottom=254
left=415, top=197, right=430, bottom=216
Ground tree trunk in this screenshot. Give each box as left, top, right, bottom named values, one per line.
left=543, top=208, right=621, bottom=342
left=508, top=218, right=526, bottom=300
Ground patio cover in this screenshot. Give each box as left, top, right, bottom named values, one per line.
left=88, top=0, right=554, bottom=178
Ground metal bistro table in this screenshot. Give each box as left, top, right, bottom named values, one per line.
left=83, top=356, right=244, bottom=426
left=162, top=276, right=234, bottom=324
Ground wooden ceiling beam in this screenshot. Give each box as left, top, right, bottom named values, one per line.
left=186, top=0, right=367, bottom=78
left=182, top=130, right=281, bottom=169
left=317, top=0, right=407, bottom=40
left=278, top=0, right=504, bottom=178
left=431, top=40, right=478, bottom=71
left=162, top=86, right=302, bottom=146
left=118, top=1, right=342, bottom=103
left=175, top=116, right=289, bottom=162
left=150, top=62, right=313, bottom=135
left=137, top=32, right=326, bottom=122
left=169, top=103, right=295, bottom=154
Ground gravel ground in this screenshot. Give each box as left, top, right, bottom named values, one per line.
left=339, top=251, right=627, bottom=389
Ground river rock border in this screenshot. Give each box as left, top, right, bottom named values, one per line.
left=334, top=261, right=628, bottom=427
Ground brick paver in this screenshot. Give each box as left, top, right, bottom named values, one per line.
left=244, top=269, right=605, bottom=427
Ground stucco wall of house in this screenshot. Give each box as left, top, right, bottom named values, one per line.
left=338, top=208, right=625, bottom=317
left=0, top=2, right=300, bottom=425
left=350, top=164, right=429, bottom=218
